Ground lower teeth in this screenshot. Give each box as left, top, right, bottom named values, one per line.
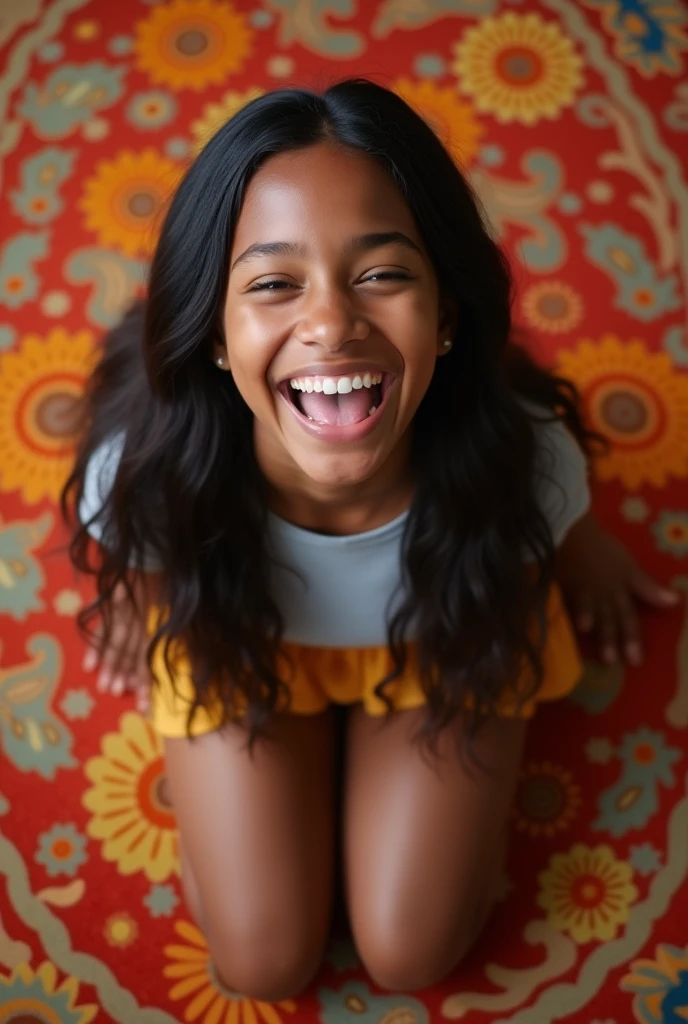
left=368, top=406, right=377, bottom=415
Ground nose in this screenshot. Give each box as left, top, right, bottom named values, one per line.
left=293, top=285, right=369, bottom=352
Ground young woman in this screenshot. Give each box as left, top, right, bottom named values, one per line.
left=63, top=80, right=678, bottom=1000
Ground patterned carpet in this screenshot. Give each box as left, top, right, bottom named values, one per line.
left=1, top=1, right=687, bottom=1022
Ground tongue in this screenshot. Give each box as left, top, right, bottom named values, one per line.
left=299, top=387, right=378, bottom=426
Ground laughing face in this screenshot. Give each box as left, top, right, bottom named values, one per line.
left=220, top=142, right=451, bottom=492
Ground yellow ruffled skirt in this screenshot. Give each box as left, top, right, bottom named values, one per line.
left=150, top=584, right=582, bottom=738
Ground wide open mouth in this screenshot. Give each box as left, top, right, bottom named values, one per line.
left=278, top=371, right=396, bottom=427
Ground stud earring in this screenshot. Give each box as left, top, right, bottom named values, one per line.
left=442, top=339, right=452, bottom=350
left=216, top=356, right=225, bottom=367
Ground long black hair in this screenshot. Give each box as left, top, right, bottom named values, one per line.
left=62, top=80, right=598, bottom=750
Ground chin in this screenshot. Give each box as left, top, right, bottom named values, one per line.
left=294, top=449, right=382, bottom=488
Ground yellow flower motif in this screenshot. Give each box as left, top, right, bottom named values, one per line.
left=513, top=760, right=582, bottom=838
left=521, top=280, right=584, bottom=334
left=537, top=842, right=638, bottom=942
left=164, top=919, right=297, bottom=1024
left=80, top=148, right=182, bottom=257
left=83, top=711, right=179, bottom=882
left=135, top=0, right=253, bottom=92
left=453, top=12, right=584, bottom=125
left=393, top=78, right=484, bottom=165
left=104, top=911, right=139, bottom=948
left=191, top=87, right=265, bottom=155
left=558, top=335, right=688, bottom=489
left=0, top=960, right=97, bottom=1024
left=0, top=328, right=95, bottom=504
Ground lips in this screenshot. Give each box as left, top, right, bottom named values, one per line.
left=276, top=369, right=396, bottom=442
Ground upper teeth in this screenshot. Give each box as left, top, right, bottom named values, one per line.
left=289, top=372, right=383, bottom=393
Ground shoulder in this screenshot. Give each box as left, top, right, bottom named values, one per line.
left=82, top=431, right=127, bottom=511
left=519, top=400, right=591, bottom=546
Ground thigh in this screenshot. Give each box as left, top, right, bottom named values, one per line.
left=343, top=706, right=526, bottom=991
left=164, top=709, right=336, bottom=1000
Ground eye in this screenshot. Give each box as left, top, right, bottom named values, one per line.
left=360, top=271, right=413, bottom=284
left=248, top=279, right=296, bottom=292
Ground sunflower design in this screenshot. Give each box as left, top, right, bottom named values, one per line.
left=513, top=760, right=582, bottom=838
left=453, top=12, right=584, bottom=125
left=0, top=961, right=97, bottom=1024
left=80, top=149, right=182, bottom=257
left=558, top=335, right=688, bottom=490
left=164, top=919, right=297, bottom=1024
left=0, top=328, right=94, bottom=504
left=621, top=943, right=688, bottom=1023
left=393, top=78, right=484, bottom=165
left=134, top=0, right=253, bottom=92
left=537, top=842, right=638, bottom=943
left=521, top=280, right=584, bottom=334
left=191, top=87, right=264, bottom=155
left=104, top=911, right=139, bottom=948
left=82, top=711, right=179, bottom=882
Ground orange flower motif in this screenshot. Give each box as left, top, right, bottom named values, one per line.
left=558, top=335, right=688, bottom=489
left=164, top=919, right=296, bottom=1024
left=0, top=328, right=95, bottom=504
left=521, top=280, right=584, bottom=334
left=80, top=148, right=182, bottom=257
left=135, top=0, right=253, bottom=92
left=394, top=78, right=484, bottom=165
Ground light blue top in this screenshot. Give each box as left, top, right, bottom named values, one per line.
left=80, top=412, right=590, bottom=647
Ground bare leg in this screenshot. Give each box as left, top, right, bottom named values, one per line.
left=164, top=710, right=336, bottom=1001
left=343, top=706, right=526, bottom=991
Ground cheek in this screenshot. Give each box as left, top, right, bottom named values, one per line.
left=224, top=308, right=280, bottom=407
left=394, top=303, right=438, bottom=378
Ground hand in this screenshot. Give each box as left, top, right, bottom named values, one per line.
left=82, top=580, right=154, bottom=714
left=556, top=512, right=680, bottom=666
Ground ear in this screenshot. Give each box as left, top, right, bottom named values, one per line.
left=436, top=296, right=458, bottom=356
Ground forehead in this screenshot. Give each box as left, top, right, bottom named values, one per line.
left=230, top=142, right=419, bottom=253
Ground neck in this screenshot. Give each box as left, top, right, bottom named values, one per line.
left=254, top=427, right=414, bottom=535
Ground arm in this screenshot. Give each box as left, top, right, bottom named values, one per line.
left=527, top=409, right=680, bottom=666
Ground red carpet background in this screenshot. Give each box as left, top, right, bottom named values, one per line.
left=1, top=1, right=687, bottom=1022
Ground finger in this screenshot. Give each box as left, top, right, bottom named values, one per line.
left=135, top=684, right=151, bottom=714
left=615, top=591, right=642, bottom=665
left=110, top=676, right=126, bottom=697
left=574, top=591, right=595, bottom=633
left=82, top=648, right=99, bottom=672
left=596, top=602, right=619, bottom=664
left=97, top=661, right=133, bottom=694
left=629, top=566, right=681, bottom=608
left=96, top=668, right=112, bottom=693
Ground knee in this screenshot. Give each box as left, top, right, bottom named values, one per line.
left=209, top=925, right=324, bottom=1002
left=354, top=910, right=484, bottom=992
left=358, top=943, right=454, bottom=993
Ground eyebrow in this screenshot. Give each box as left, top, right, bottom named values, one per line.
left=230, top=231, right=422, bottom=271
